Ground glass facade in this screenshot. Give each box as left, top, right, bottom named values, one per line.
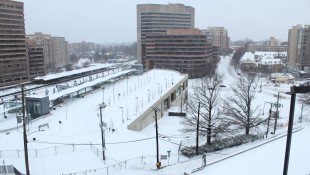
left=26, top=101, right=42, bottom=119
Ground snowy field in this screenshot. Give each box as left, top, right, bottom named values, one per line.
left=0, top=56, right=309, bottom=175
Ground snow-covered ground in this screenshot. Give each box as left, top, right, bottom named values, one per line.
left=0, top=56, right=309, bottom=175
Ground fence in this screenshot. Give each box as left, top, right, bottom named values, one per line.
left=60, top=153, right=189, bottom=175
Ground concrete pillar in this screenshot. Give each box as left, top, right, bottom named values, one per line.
left=168, top=95, right=171, bottom=108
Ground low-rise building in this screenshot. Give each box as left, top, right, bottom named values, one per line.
left=270, top=73, right=294, bottom=84
left=254, top=51, right=287, bottom=63
left=240, top=52, right=256, bottom=72
left=258, top=55, right=283, bottom=73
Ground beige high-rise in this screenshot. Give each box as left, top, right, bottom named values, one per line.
left=0, top=0, right=29, bottom=87
left=287, top=24, right=302, bottom=64
left=137, top=4, right=195, bottom=67
left=202, top=27, right=230, bottom=53
left=287, top=24, right=310, bottom=71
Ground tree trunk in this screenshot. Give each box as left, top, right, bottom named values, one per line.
left=207, top=125, right=211, bottom=145
left=245, top=126, right=250, bottom=135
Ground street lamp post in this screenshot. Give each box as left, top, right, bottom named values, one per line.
left=99, top=103, right=107, bottom=161
left=300, top=103, right=304, bottom=123
left=263, top=102, right=272, bottom=138
left=274, top=91, right=285, bottom=134
left=196, top=102, right=201, bottom=155
left=21, top=84, right=30, bottom=175
left=157, top=83, right=160, bottom=95
left=135, top=97, right=139, bottom=115
left=153, top=107, right=161, bottom=169
left=127, top=74, right=129, bottom=95
left=102, top=87, right=105, bottom=104
left=147, top=89, right=150, bottom=103
left=120, top=107, right=124, bottom=123
left=113, top=83, right=115, bottom=103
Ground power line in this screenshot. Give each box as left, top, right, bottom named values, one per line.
left=30, top=136, right=156, bottom=146
left=159, top=138, right=180, bottom=146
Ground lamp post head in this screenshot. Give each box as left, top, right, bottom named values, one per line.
left=99, top=103, right=106, bottom=109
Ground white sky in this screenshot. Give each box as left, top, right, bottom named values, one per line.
left=20, top=0, right=310, bottom=43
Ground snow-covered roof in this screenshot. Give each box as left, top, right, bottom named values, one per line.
left=34, top=63, right=115, bottom=81
left=254, top=51, right=287, bottom=57
left=47, top=69, right=136, bottom=101
left=241, top=52, right=255, bottom=62
left=270, top=73, right=294, bottom=79
left=258, top=55, right=282, bottom=65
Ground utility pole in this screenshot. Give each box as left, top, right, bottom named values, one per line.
left=283, top=85, right=310, bottom=175
left=274, top=92, right=283, bottom=134
left=180, top=96, right=183, bottom=115
left=266, top=103, right=272, bottom=138
left=196, top=102, right=201, bottom=155
left=99, top=103, right=106, bottom=161
left=153, top=107, right=161, bottom=169
left=283, top=92, right=296, bottom=175
left=21, top=84, right=30, bottom=175
left=300, top=103, right=304, bottom=123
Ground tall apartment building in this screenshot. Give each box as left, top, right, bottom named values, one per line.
left=288, top=24, right=303, bottom=64
left=0, top=0, right=29, bottom=87
left=137, top=4, right=195, bottom=67
left=300, top=26, right=310, bottom=71
left=201, top=27, right=230, bottom=53
left=26, top=32, right=70, bottom=71
left=144, top=29, right=213, bottom=78
left=26, top=44, right=46, bottom=79
left=266, top=37, right=280, bottom=46
left=49, top=37, right=69, bottom=68
left=288, top=24, right=310, bottom=71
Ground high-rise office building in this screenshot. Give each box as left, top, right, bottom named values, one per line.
left=144, top=29, right=213, bottom=78
left=201, top=27, right=230, bottom=53
left=288, top=24, right=310, bottom=71
left=137, top=4, right=195, bottom=67
left=0, top=0, right=29, bottom=87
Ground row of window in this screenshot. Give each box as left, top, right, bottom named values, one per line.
left=0, top=19, right=23, bottom=24
left=141, top=19, right=191, bottom=23
left=146, top=56, right=210, bottom=59
left=0, top=54, right=26, bottom=59
left=141, top=24, right=191, bottom=29
left=146, top=52, right=209, bottom=55
left=0, top=76, right=28, bottom=84
left=141, top=12, right=191, bottom=16
left=146, top=48, right=210, bottom=51
left=146, top=35, right=206, bottom=39
left=0, top=9, right=23, bottom=15
left=144, top=44, right=210, bottom=47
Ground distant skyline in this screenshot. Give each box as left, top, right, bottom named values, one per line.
left=21, top=0, right=310, bottom=43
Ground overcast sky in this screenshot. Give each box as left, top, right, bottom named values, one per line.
left=21, top=0, right=310, bottom=43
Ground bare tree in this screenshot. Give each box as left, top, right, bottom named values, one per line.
left=299, top=93, right=310, bottom=109
left=224, top=74, right=264, bottom=135
left=182, top=72, right=229, bottom=145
